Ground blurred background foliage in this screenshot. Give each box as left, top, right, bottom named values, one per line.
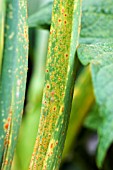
left=11, top=0, right=113, bottom=169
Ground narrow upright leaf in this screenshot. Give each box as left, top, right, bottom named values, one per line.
left=30, top=0, right=82, bottom=169
left=0, top=0, right=5, bottom=74
left=63, top=66, right=94, bottom=158
left=0, top=0, right=28, bottom=169
left=14, top=30, right=49, bottom=170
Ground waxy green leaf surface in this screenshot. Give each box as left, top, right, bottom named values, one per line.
left=78, top=42, right=113, bottom=168
left=80, top=0, right=113, bottom=43
left=30, top=0, right=82, bottom=169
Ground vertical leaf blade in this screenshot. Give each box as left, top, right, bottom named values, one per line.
left=0, top=0, right=28, bottom=169
left=30, top=0, right=82, bottom=169
left=63, top=66, right=94, bottom=158
left=0, top=0, right=5, bottom=74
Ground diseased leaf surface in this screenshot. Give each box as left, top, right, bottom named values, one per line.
left=0, top=0, right=28, bottom=169
left=77, top=42, right=113, bottom=168
left=29, top=0, right=82, bottom=169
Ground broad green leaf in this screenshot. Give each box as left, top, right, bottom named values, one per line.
left=63, top=66, right=94, bottom=158
left=29, top=0, right=82, bottom=169
left=84, top=104, right=101, bottom=130
left=28, top=2, right=53, bottom=29
left=77, top=42, right=113, bottom=168
left=80, top=0, right=113, bottom=43
left=0, top=0, right=28, bottom=169
left=0, top=0, right=5, bottom=74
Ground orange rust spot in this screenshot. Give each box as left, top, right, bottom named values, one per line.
left=64, top=14, right=67, bottom=16
left=48, top=134, right=51, bottom=137
left=24, top=26, right=28, bottom=41
left=8, top=117, right=11, bottom=121
left=62, top=8, right=64, bottom=13
left=65, top=54, right=68, bottom=58
left=4, top=159, right=8, bottom=165
left=51, top=91, right=55, bottom=95
left=62, top=92, right=65, bottom=96
left=48, top=153, right=50, bottom=157
left=44, top=165, right=46, bottom=169
left=58, top=77, right=61, bottom=81
left=4, top=139, right=10, bottom=146
left=46, top=84, right=50, bottom=89
left=64, top=21, right=67, bottom=24
left=56, top=141, right=58, bottom=145
left=46, top=69, right=49, bottom=73
left=3, top=116, right=11, bottom=131
left=44, top=101, right=47, bottom=104
left=4, top=123, right=9, bottom=130
left=58, top=19, right=62, bottom=23
left=53, top=106, right=56, bottom=111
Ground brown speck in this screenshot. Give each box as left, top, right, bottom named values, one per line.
left=56, top=141, right=58, bottom=145
left=46, top=84, right=50, bottom=89
left=62, top=8, right=64, bottom=13
left=4, top=123, right=9, bottom=130
left=50, top=143, right=53, bottom=148
left=65, top=54, right=68, bottom=58
left=53, top=106, right=56, bottom=111
left=58, top=19, right=62, bottom=23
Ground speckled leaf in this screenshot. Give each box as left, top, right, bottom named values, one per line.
left=77, top=42, right=113, bottom=168
left=0, top=0, right=5, bottom=74
left=13, top=30, right=49, bottom=170
left=0, top=0, right=28, bottom=169
left=30, top=0, right=82, bottom=169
